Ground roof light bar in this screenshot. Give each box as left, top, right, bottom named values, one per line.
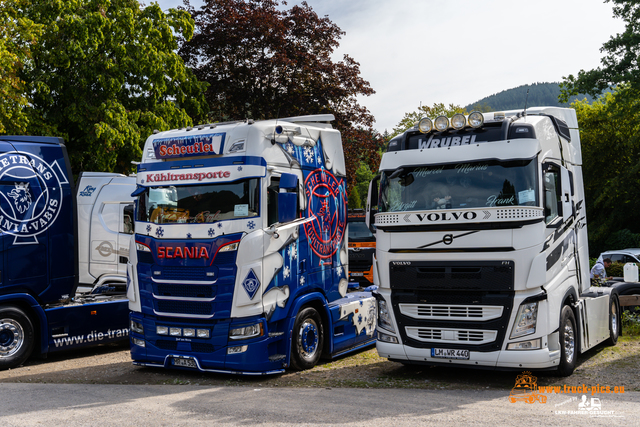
left=434, top=116, right=449, bottom=132
left=418, top=117, right=433, bottom=133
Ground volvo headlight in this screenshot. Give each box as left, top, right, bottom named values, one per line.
left=510, top=302, right=538, bottom=338
left=377, top=299, right=395, bottom=333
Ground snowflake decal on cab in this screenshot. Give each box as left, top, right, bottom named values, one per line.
left=187, top=233, right=192, bottom=239
left=146, top=224, right=152, bottom=233
left=303, top=146, right=314, bottom=163
left=336, top=266, right=343, bottom=277
left=300, top=276, right=305, bottom=286
left=217, top=223, right=223, bottom=229
left=208, top=228, right=215, bottom=237
left=287, top=244, right=297, bottom=260
left=283, top=266, right=290, bottom=279
left=247, top=220, right=255, bottom=230
left=285, top=142, right=295, bottom=155
left=155, top=227, right=164, bottom=238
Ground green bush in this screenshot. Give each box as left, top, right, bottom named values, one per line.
left=608, top=262, right=625, bottom=278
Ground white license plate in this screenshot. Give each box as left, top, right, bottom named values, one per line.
left=431, top=348, right=470, bottom=360
left=351, top=272, right=364, bottom=276
left=171, top=357, right=197, bottom=368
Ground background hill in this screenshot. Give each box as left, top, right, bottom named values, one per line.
left=464, top=82, right=606, bottom=111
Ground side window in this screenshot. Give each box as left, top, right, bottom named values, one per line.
left=123, top=204, right=134, bottom=234
left=267, top=177, right=280, bottom=227
left=543, top=164, right=562, bottom=224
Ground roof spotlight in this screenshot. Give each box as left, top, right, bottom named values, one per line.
left=451, top=113, right=466, bottom=130
left=468, top=111, right=484, bottom=128
left=434, top=115, right=449, bottom=132
left=418, top=117, right=433, bottom=133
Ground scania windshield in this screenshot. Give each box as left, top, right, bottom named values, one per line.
left=137, top=178, right=259, bottom=224
left=379, top=159, right=538, bottom=213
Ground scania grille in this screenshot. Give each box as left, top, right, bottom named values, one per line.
left=160, top=266, right=210, bottom=281
left=154, top=283, right=216, bottom=299
left=155, top=300, right=214, bottom=317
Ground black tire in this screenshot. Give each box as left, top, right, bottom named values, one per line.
left=0, top=307, right=35, bottom=369
left=605, top=296, right=619, bottom=346
left=557, top=305, right=577, bottom=377
left=290, top=307, right=323, bottom=370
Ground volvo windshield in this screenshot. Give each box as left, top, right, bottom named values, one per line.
left=137, top=178, right=259, bottom=224
left=379, top=159, right=538, bottom=213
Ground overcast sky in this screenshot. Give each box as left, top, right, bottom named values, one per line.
left=152, top=0, right=625, bottom=133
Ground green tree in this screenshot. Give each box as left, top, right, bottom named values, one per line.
left=0, top=0, right=41, bottom=134
left=572, top=87, right=640, bottom=255
left=390, top=103, right=466, bottom=138
left=560, top=0, right=640, bottom=99
left=178, top=0, right=382, bottom=192
left=18, top=0, right=208, bottom=174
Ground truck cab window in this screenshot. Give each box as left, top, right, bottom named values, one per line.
left=543, top=164, right=561, bottom=224
left=267, top=177, right=280, bottom=226
left=123, top=204, right=134, bottom=234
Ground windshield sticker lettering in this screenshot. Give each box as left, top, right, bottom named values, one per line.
left=153, top=133, right=226, bottom=159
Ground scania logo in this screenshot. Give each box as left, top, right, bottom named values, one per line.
left=0, top=152, right=64, bottom=239
left=157, top=246, right=210, bottom=259
left=415, top=211, right=477, bottom=222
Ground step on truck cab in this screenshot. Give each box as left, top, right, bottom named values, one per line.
left=128, top=115, right=376, bottom=374
left=367, top=107, right=620, bottom=376
left=0, top=136, right=132, bottom=369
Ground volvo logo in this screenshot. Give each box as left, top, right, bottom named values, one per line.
left=442, top=234, right=454, bottom=245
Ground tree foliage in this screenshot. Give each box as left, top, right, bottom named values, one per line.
left=572, top=86, right=640, bottom=255
left=9, top=0, right=208, bottom=174
left=560, top=0, right=640, bottom=100
left=0, top=0, right=41, bottom=134
left=178, top=0, right=382, bottom=192
left=390, top=103, right=466, bottom=138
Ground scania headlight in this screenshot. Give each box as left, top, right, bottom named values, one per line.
left=510, top=302, right=538, bottom=339
left=136, top=242, right=151, bottom=252
left=130, top=320, right=144, bottom=334
left=377, top=299, right=395, bottom=333
left=219, top=241, right=239, bottom=252
left=229, top=323, right=263, bottom=340
left=451, top=113, right=466, bottom=130
left=418, top=117, right=433, bottom=133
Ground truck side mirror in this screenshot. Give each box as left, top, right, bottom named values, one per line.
left=278, top=173, right=298, bottom=223
left=366, top=174, right=380, bottom=231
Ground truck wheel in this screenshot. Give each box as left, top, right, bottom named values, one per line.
left=0, top=307, right=35, bottom=369
left=290, top=307, right=323, bottom=370
left=605, top=296, right=619, bottom=346
left=557, top=305, right=577, bottom=377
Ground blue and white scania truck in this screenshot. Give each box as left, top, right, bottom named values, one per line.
left=128, top=114, right=376, bottom=374
left=0, top=136, right=133, bottom=369
left=367, top=107, right=619, bottom=376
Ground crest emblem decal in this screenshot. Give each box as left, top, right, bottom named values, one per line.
left=242, top=269, right=261, bottom=300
